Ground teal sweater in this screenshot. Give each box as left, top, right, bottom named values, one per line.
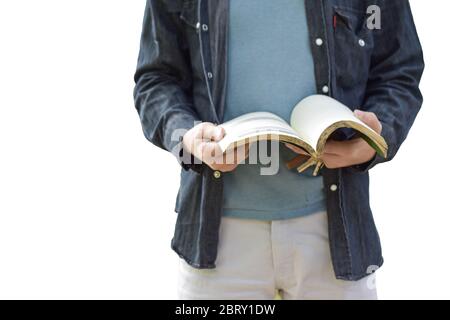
left=222, top=0, right=327, bottom=220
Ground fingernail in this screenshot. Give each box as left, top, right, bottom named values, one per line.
left=354, top=109, right=363, bottom=116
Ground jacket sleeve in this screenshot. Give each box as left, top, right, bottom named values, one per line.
left=349, top=0, right=425, bottom=173
left=133, top=0, right=202, bottom=172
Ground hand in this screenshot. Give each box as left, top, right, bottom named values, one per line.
left=182, top=122, right=249, bottom=172
left=285, top=109, right=382, bottom=169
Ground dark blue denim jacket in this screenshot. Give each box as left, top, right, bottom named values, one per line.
left=134, top=0, right=424, bottom=281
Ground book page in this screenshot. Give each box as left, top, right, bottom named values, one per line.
left=218, top=112, right=302, bottom=152
left=290, top=95, right=384, bottom=152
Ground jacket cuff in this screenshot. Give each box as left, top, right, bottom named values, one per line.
left=346, top=120, right=394, bottom=174
left=164, top=112, right=204, bottom=174
left=177, top=134, right=204, bottom=174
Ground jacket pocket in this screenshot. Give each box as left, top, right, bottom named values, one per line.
left=333, top=7, right=374, bottom=89
left=179, top=0, right=199, bottom=30
left=165, top=0, right=198, bottom=29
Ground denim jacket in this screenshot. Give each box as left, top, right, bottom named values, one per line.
left=134, top=0, right=424, bottom=281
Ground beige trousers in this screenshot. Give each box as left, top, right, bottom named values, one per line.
left=177, top=210, right=377, bottom=300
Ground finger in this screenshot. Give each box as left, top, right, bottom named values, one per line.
left=284, top=143, right=309, bottom=155
left=210, top=159, right=238, bottom=171
left=354, top=109, right=382, bottom=134
left=200, top=123, right=225, bottom=141
left=200, top=141, right=221, bottom=163
left=286, top=154, right=310, bottom=170
left=215, top=126, right=226, bottom=141
left=320, top=153, right=345, bottom=169
left=322, top=140, right=348, bottom=155
left=212, top=163, right=239, bottom=173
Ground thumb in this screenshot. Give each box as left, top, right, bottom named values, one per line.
left=213, top=126, right=225, bottom=141
left=354, top=109, right=382, bottom=134
left=201, top=123, right=225, bottom=141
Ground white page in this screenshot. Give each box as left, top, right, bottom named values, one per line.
left=218, top=112, right=300, bottom=151
left=290, top=95, right=376, bottom=149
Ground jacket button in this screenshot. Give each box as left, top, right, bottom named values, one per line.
left=322, top=85, right=329, bottom=94
left=330, top=184, right=338, bottom=192
left=315, top=38, right=323, bottom=46
left=358, top=39, right=366, bottom=47
left=202, top=24, right=209, bottom=31
left=207, top=72, right=213, bottom=79
left=213, top=171, right=221, bottom=179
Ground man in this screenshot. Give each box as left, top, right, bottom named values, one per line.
left=134, top=0, right=424, bottom=300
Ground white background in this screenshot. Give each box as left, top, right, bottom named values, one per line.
left=0, top=0, right=448, bottom=299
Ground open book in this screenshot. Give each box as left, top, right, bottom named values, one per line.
left=218, top=95, right=388, bottom=176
